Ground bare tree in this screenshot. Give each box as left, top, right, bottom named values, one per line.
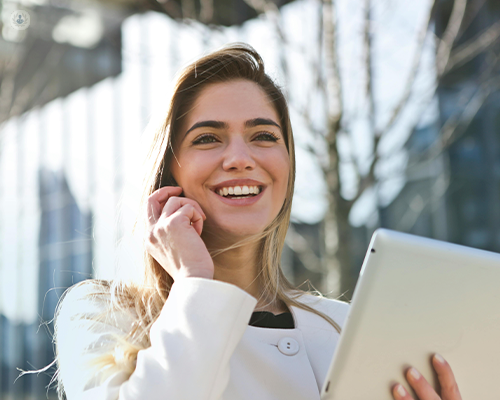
left=3, top=0, right=497, bottom=300
left=265, top=0, right=500, bottom=298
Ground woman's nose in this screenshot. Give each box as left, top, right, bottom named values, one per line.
left=222, top=138, right=256, bottom=171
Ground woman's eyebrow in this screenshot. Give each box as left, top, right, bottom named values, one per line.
left=185, top=117, right=281, bottom=137
left=185, top=120, right=228, bottom=136
left=245, top=118, right=281, bottom=129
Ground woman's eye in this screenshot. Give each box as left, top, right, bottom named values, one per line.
left=192, top=134, right=218, bottom=145
left=255, top=132, right=279, bottom=142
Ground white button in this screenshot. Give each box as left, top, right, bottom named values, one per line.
left=278, top=337, right=299, bottom=356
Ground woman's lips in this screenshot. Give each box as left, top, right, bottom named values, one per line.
left=211, top=186, right=266, bottom=206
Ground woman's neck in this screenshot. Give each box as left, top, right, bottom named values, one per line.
left=202, top=233, right=288, bottom=314
left=211, top=243, right=262, bottom=299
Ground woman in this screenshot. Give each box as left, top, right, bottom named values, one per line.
left=54, top=44, right=462, bottom=400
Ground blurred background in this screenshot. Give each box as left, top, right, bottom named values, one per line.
left=1, top=0, right=499, bottom=397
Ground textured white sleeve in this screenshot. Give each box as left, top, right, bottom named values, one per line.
left=56, top=278, right=257, bottom=400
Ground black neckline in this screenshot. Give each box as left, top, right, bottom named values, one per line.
left=249, top=311, right=295, bottom=329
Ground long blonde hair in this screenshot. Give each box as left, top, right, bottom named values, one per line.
left=53, top=43, right=342, bottom=399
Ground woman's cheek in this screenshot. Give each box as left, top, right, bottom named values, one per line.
left=270, top=151, right=290, bottom=188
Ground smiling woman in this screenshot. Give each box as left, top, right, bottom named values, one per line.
left=172, top=80, right=290, bottom=251
left=51, top=43, right=460, bottom=400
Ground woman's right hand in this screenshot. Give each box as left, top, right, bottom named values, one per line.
left=145, top=186, right=214, bottom=281
left=391, top=354, right=462, bottom=400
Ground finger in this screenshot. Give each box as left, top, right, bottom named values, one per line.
left=432, top=354, right=462, bottom=400
left=392, top=383, right=414, bottom=400
left=146, top=187, right=183, bottom=224
left=152, top=186, right=183, bottom=206
left=172, top=204, right=204, bottom=236
left=161, top=196, right=207, bottom=221
left=405, top=367, right=440, bottom=400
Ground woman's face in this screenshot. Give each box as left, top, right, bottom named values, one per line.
left=170, top=79, right=290, bottom=240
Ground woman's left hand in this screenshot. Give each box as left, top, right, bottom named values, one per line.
left=392, top=354, right=462, bottom=400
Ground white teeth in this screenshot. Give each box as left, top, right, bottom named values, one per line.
left=216, top=185, right=263, bottom=197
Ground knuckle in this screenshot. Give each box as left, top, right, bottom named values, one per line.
left=165, top=196, right=179, bottom=209
left=168, top=213, right=184, bottom=224
left=183, top=198, right=199, bottom=209
left=147, top=229, right=158, bottom=245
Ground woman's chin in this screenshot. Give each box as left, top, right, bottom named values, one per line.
left=202, top=219, right=267, bottom=241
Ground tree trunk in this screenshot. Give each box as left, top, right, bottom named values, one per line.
left=336, top=195, right=354, bottom=299
left=321, top=0, right=351, bottom=298
left=323, top=113, right=355, bottom=298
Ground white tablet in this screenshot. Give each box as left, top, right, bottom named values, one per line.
left=320, top=228, right=500, bottom=400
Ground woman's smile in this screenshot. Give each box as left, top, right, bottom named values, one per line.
left=170, top=79, right=290, bottom=239
left=210, top=178, right=265, bottom=203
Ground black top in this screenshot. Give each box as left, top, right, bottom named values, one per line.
left=249, top=311, right=295, bottom=329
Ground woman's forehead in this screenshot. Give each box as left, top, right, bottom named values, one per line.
left=186, top=80, right=279, bottom=126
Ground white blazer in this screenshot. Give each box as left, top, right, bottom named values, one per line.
left=56, top=277, right=350, bottom=400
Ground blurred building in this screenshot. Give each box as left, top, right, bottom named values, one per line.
left=0, top=1, right=320, bottom=398
left=1, top=169, right=93, bottom=399
left=1, top=2, right=125, bottom=398
left=0, top=2, right=125, bottom=127
left=381, top=0, right=500, bottom=252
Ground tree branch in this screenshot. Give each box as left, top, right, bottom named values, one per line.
left=445, top=20, right=500, bottom=74
left=378, top=0, right=438, bottom=137
left=458, top=0, right=488, bottom=36
left=322, top=0, right=342, bottom=126
left=436, top=0, right=467, bottom=76
left=350, top=138, right=379, bottom=205
left=395, top=175, right=449, bottom=232
left=440, top=79, right=498, bottom=148
left=406, top=73, right=500, bottom=171
left=364, top=0, right=375, bottom=134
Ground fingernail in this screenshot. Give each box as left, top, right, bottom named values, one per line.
left=434, top=353, right=446, bottom=364
left=409, top=367, right=420, bottom=380
left=396, top=384, right=406, bottom=397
